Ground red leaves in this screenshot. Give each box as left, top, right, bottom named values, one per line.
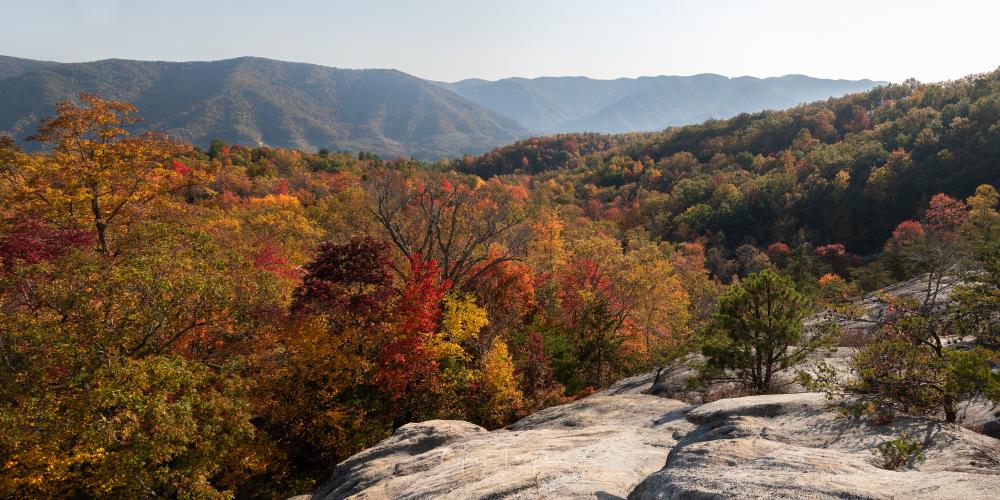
left=292, top=238, right=395, bottom=324
left=375, top=255, right=451, bottom=401
left=171, top=159, right=193, bottom=175
left=273, top=178, right=290, bottom=195
left=508, top=184, right=529, bottom=201
left=468, top=256, right=535, bottom=335
left=814, top=243, right=861, bottom=276
left=925, top=193, right=968, bottom=239
left=396, top=254, right=451, bottom=334
left=557, top=258, right=614, bottom=328
left=885, top=193, right=971, bottom=254
left=766, top=242, right=791, bottom=267
left=0, top=219, right=92, bottom=270
left=252, top=242, right=297, bottom=279
left=517, top=331, right=554, bottom=391
left=293, top=242, right=457, bottom=404
left=888, top=220, right=926, bottom=250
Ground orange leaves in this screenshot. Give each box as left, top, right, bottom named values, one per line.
left=29, top=92, right=138, bottom=145
left=3, top=93, right=197, bottom=254
left=887, top=220, right=926, bottom=251
left=467, top=253, right=535, bottom=341
left=817, top=272, right=860, bottom=312
left=366, top=168, right=530, bottom=289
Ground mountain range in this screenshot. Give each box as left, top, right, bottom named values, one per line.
left=438, top=74, right=884, bottom=134
left=0, top=55, right=524, bottom=159
left=0, top=55, right=883, bottom=158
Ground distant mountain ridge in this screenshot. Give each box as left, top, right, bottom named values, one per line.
left=0, top=56, right=526, bottom=159
left=0, top=55, right=883, bottom=157
left=438, top=74, right=885, bottom=134
left=0, top=55, right=59, bottom=80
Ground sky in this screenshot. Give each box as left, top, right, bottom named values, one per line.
left=2, top=0, right=999, bottom=83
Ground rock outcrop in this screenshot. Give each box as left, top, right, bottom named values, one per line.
left=310, top=381, right=1000, bottom=499
left=313, top=394, right=694, bottom=499
left=630, top=393, right=1000, bottom=499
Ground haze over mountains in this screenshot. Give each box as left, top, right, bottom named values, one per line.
left=439, top=74, right=884, bottom=134
left=0, top=55, right=883, bottom=158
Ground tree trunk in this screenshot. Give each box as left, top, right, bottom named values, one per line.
left=943, top=393, right=957, bottom=423
left=91, top=196, right=109, bottom=254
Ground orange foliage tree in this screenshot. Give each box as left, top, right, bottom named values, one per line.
left=2, top=93, right=198, bottom=254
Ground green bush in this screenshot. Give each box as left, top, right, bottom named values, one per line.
left=872, top=432, right=925, bottom=470
left=700, top=269, right=823, bottom=394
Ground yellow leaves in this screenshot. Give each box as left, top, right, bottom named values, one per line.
left=234, top=193, right=324, bottom=265
left=559, top=230, right=693, bottom=369
left=2, top=93, right=196, bottom=254
left=968, top=184, right=1000, bottom=213
left=834, top=170, right=851, bottom=191
left=437, top=293, right=488, bottom=358
left=963, top=184, right=1000, bottom=245
left=865, top=164, right=896, bottom=202
left=0, top=355, right=258, bottom=498
left=427, top=293, right=489, bottom=366
left=476, top=338, right=524, bottom=428
left=529, top=210, right=569, bottom=274
left=244, top=193, right=302, bottom=210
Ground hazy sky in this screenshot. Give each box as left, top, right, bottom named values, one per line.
left=3, top=0, right=998, bottom=83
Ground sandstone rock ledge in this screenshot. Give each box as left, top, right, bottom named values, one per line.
left=310, top=390, right=1000, bottom=499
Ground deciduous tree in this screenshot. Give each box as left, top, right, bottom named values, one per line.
left=1, top=93, right=196, bottom=254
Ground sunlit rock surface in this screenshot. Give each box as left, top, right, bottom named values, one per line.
left=310, top=384, right=1000, bottom=499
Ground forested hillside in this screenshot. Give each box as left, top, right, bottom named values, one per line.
left=0, top=57, right=526, bottom=159
left=2, top=68, right=1000, bottom=498
left=0, top=55, right=58, bottom=80
left=464, top=70, right=1000, bottom=258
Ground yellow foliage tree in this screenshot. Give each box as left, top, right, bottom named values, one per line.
left=436, top=293, right=489, bottom=360
left=0, top=93, right=198, bottom=254
left=235, top=193, right=324, bottom=265
left=476, top=338, right=524, bottom=428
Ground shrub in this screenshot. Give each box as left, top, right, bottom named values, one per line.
left=872, top=433, right=925, bottom=470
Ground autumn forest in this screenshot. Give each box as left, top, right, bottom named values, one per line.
left=3, top=67, right=1000, bottom=498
